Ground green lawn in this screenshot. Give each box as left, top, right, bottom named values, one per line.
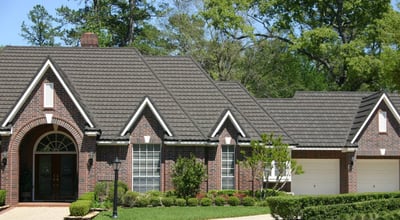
left=94, top=206, right=270, bottom=220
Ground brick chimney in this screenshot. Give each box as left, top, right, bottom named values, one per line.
left=80, top=32, right=99, bottom=47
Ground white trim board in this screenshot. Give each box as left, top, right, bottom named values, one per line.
left=211, top=110, right=246, bottom=138
left=2, top=59, right=95, bottom=128
left=351, top=93, right=400, bottom=144
left=120, top=97, right=173, bottom=137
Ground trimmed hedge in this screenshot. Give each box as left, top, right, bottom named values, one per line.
left=70, top=200, right=92, bottom=216
left=161, top=197, right=175, bottom=207
left=242, top=197, right=255, bottom=206
left=187, top=198, right=198, bottom=206
left=214, top=196, right=226, bottom=206
left=200, top=198, right=212, bottom=206
left=302, top=198, right=400, bottom=219
left=227, top=196, right=240, bottom=206
left=267, top=192, right=400, bottom=219
left=78, top=192, right=95, bottom=202
left=175, top=198, right=186, bottom=206
left=0, top=190, right=5, bottom=206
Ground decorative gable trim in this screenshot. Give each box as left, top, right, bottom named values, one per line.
left=120, top=97, right=173, bottom=137
left=351, top=93, right=400, bottom=144
left=211, top=110, right=246, bottom=138
left=1, top=59, right=95, bottom=128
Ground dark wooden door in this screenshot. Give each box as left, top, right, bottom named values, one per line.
left=35, top=154, right=76, bottom=201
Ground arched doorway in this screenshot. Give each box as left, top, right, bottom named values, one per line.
left=33, top=132, right=78, bottom=201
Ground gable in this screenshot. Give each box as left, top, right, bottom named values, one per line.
left=120, top=97, right=173, bottom=137
left=350, top=93, right=400, bottom=144
left=1, top=59, right=95, bottom=128
left=210, top=110, right=246, bottom=138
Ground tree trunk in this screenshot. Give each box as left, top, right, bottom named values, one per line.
left=127, top=0, right=135, bottom=45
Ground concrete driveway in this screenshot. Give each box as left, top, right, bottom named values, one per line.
left=0, top=206, right=69, bottom=220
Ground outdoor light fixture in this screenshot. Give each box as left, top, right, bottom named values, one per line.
left=88, top=152, right=94, bottom=167
left=112, top=156, right=121, bottom=219
left=349, top=156, right=355, bottom=171
left=1, top=152, right=7, bottom=167
left=225, top=137, right=232, bottom=145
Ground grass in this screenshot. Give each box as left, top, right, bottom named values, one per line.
left=94, top=206, right=270, bottom=220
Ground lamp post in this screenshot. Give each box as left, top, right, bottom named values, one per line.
left=112, top=156, right=121, bottom=219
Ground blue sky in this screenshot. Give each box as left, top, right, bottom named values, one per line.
left=0, top=0, right=80, bottom=46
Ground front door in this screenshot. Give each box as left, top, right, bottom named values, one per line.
left=34, top=132, right=78, bottom=201
left=35, top=154, right=77, bottom=201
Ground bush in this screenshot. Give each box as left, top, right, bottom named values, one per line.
left=200, top=198, right=212, bottom=206
left=0, top=190, right=5, bottom=206
left=214, top=196, right=226, bottom=206
left=69, top=200, right=92, bottom=216
left=122, top=191, right=140, bottom=207
left=172, top=155, right=207, bottom=198
left=187, top=198, right=198, bottom=206
left=227, top=196, right=241, bottom=206
left=175, top=198, right=186, bottom=207
left=135, top=196, right=150, bottom=207
left=302, top=198, right=400, bottom=219
left=242, top=197, right=255, bottom=206
left=78, top=192, right=95, bottom=202
left=147, top=190, right=162, bottom=197
left=161, top=197, right=175, bottom=207
left=150, top=197, right=162, bottom=207
left=267, top=192, right=400, bottom=219
left=94, top=181, right=109, bottom=202
left=108, top=186, right=126, bottom=205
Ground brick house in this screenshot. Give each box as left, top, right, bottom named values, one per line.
left=0, top=41, right=399, bottom=205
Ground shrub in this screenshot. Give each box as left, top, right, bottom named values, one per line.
left=135, top=196, right=150, bottom=207
left=227, top=196, right=241, bottom=206
left=78, top=192, right=95, bottom=202
left=214, top=196, right=226, bottom=206
left=122, top=191, right=140, bottom=207
left=147, top=190, right=162, bottom=197
left=94, top=181, right=108, bottom=202
left=0, top=190, right=5, bottom=206
left=150, top=197, right=162, bottom=207
left=302, top=198, right=400, bottom=219
left=200, top=198, right=212, bottom=206
left=108, top=186, right=126, bottom=205
left=161, top=197, right=175, bottom=207
left=172, top=154, right=207, bottom=198
left=69, top=200, right=92, bottom=216
left=187, top=198, right=198, bottom=206
left=165, top=190, right=176, bottom=197
left=242, top=197, right=255, bottom=206
left=175, top=198, right=186, bottom=207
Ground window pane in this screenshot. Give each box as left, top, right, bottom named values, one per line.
left=133, top=144, right=161, bottom=193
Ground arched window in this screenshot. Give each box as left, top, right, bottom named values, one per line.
left=36, top=133, right=76, bottom=153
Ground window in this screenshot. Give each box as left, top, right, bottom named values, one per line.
left=43, top=82, right=54, bottom=108
left=221, top=145, right=235, bottom=189
left=133, top=144, right=161, bottom=192
left=379, top=110, right=387, bottom=133
left=265, top=161, right=291, bottom=182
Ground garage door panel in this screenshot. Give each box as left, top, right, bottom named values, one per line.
left=357, top=159, right=399, bottom=193
left=292, top=159, right=340, bottom=195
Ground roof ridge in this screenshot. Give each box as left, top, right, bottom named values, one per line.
left=138, top=53, right=207, bottom=139
left=188, top=56, right=261, bottom=138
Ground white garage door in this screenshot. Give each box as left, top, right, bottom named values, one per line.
left=292, top=159, right=340, bottom=195
left=357, top=159, right=399, bottom=193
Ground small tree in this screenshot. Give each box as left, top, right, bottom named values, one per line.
left=172, top=154, right=207, bottom=199
left=241, top=133, right=303, bottom=197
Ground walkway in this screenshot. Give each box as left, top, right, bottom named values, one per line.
left=0, top=203, right=69, bottom=220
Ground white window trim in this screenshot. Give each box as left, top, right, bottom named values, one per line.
left=221, top=145, right=235, bottom=190
left=379, top=110, right=387, bottom=133
left=264, top=161, right=292, bottom=182
left=43, top=82, right=54, bottom=108
left=132, top=143, right=161, bottom=192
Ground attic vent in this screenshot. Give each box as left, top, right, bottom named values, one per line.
left=80, top=32, right=98, bottom=47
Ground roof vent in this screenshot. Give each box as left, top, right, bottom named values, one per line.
left=80, top=32, right=99, bottom=47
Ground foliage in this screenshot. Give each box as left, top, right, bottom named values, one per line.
left=94, top=181, right=108, bottom=202
left=242, top=197, right=256, bottom=206
left=227, top=196, right=241, bottom=206
left=241, top=133, right=303, bottom=196
left=122, top=191, right=140, bottom=207
left=302, top=198, right=400, bottom=219
left=150, top=196, right=162, bottom=207
left=175, top=198, right=186, bottom=207
left=135, top=196, right=150, bottom=207
left=161, top=197, right=175, bottom=207
left=267, top=191, right=400, bottom=219
left=172, top=154, right=207, bottom=199
left=200, top=198, right=213, bottom=206
left=214, top=196, right=226, bottom=206
left=94, top=206, right=270, bottom=220
left=20, top=4, right=62, bottom=46
left=69, top=200, right=92, bottom=216
left=78, top=192, right=96, bottom=203
left=108, top=181, right=128, bottom=205
left=187, top=198, right=199, bottom=207
left=0, top=190, right=5, bottom=206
